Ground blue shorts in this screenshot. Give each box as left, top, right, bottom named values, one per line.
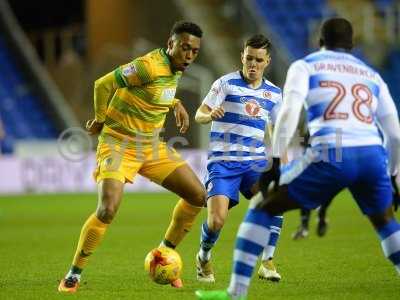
left=205, top=160, right=268, bottom=208
left=280, top=145, right=392, bottom=216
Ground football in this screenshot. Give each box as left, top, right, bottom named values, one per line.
left=144, top=247, right=182, bottom=285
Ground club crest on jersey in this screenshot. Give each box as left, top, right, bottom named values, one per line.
left=211, top=86, right=221, bottom=96
left=242, top=98, right=261, bottom=117
left=263, top=90, right=272, bottom=99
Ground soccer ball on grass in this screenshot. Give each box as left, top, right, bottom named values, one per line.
left=144, top=247, right=182, bottom=284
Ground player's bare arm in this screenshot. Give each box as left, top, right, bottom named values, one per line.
left=195, top=104, right=224, bottom=124
left=173, top=100, right=190, bottom=133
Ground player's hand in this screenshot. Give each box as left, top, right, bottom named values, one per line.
left=210, top=106, right=225, bottom=120
left=174, top=102, right=189, bottom=134
left=85, top=119, right=104, bottom=135
left=392, top=174, right=400, bottom=211
left=259, top=157, right=281, bottom=198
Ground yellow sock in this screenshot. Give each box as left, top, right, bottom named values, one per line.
left=163, top=199, right=202, bottom=248
left=71, top=213, right=108, bottom=270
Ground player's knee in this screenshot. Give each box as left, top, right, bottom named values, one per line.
left=97, top=204, right=118, bottom=223
left=97, top=193, right=121, bottom=223
left=188, top=185, right=207, bottom=207
left=208, top=214, right=226, bottom=231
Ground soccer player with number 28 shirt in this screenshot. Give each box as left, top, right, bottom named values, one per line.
left=196, top=17, right=400, bottom=300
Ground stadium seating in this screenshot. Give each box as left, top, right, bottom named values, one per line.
left=255, top=0, right=330, bottom=59
left=374, top=0, right=395, bottom=12
left=372, top=0, right=400, bottom=112
left=0, top=37, right=59, bottom=153
left=382, top=49, right=400, bottom=112
left=255, top=0, right=400, bottom=114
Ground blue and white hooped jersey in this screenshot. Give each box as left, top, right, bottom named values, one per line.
left=285, top=49, right=395, bottom=149
left=203, top=71, right=282, bottom=161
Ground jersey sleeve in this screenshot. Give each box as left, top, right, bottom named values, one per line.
left=376, top=76, right=399, bottom=119
left=283, top=60, right=310, bottom=99
left=94, top=71, right=118, bottom=122
left=114, top=57, right=154, bottom=88
left=202, top=78, right=227, bottom=109
left=272, top=60, right=310, bottom=157
left=375, top=75, right=400, bottom=175
left=270, top=92, right=282, bottom=124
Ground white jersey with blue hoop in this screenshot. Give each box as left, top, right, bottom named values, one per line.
left=203, top=71, right=282, bottom=161
left=287, top=49, right=395, bottom=149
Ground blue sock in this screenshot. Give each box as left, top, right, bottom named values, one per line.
left=262, top=215, right=283, bottom=260
left=377, top=219, right=400, bottom=274
left=199, top=222, right=220, bottom=261
left=228, top=208, right=273, bottom=298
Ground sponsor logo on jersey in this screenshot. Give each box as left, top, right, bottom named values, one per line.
left=242, top=98, right=261, bottom=117
left=161, top=88, right=177, bottom=101
left=122, top=64, right=136, bottom=76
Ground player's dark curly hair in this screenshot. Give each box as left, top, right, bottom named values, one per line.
left=245, top=34, right=271, bottom=52
left=170, top=21, right=203, bottom=38
left=319, top=17, right=353, bottom=50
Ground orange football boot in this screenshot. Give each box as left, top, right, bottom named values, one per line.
left=58, top=276, right=80, bottom=293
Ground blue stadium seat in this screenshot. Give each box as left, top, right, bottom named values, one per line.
left=0, top=36, right=60, bottom=153
left=254, top=0, right=400, bottom=112
left=382, top=50, right=400, bottom=113
left=255, top=0, right=328, bottom=60
left=374, top=0, right=394, bottom=12
left=1, top=136, right=14, bottom=153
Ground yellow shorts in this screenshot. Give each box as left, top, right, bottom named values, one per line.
left=93, top=141, right=186, bottom=184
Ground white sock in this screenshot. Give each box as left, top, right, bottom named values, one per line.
left=227, top=282, right=248, bottom=299
left=66, top=271, right=81, bottom=281
left=199, top=248, right=211, bottom=262
left=261, top=246, right=275, bottom=261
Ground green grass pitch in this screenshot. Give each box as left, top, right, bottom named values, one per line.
left=1, top=191, right=399, bottom=299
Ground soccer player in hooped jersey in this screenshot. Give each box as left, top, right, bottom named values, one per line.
left=58, top=21, right=207, bottom=292
left=194, top=34, right=283, bottom=283
left=196, top=17, right=400, bottom=300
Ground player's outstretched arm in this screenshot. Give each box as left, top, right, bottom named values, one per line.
left=93, top=72, right=119, bottom=124
left=271, top=61, right=308, bottom=158
left=379, top=114, right=400, bottom=174
left=84, top=71, right=119, bottom=136
left=195, top=104, right=224, bottom=124
left=86, top=71, right=119, bottom=136
left=173, top=100, right=190, bottom=134
left=376, top=79, right=400, bottom=176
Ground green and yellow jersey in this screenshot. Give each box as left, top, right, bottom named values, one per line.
left=94, top=48, right=182, bottom=147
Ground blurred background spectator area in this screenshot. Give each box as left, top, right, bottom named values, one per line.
left=0, top=0, right=399, bottom=154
